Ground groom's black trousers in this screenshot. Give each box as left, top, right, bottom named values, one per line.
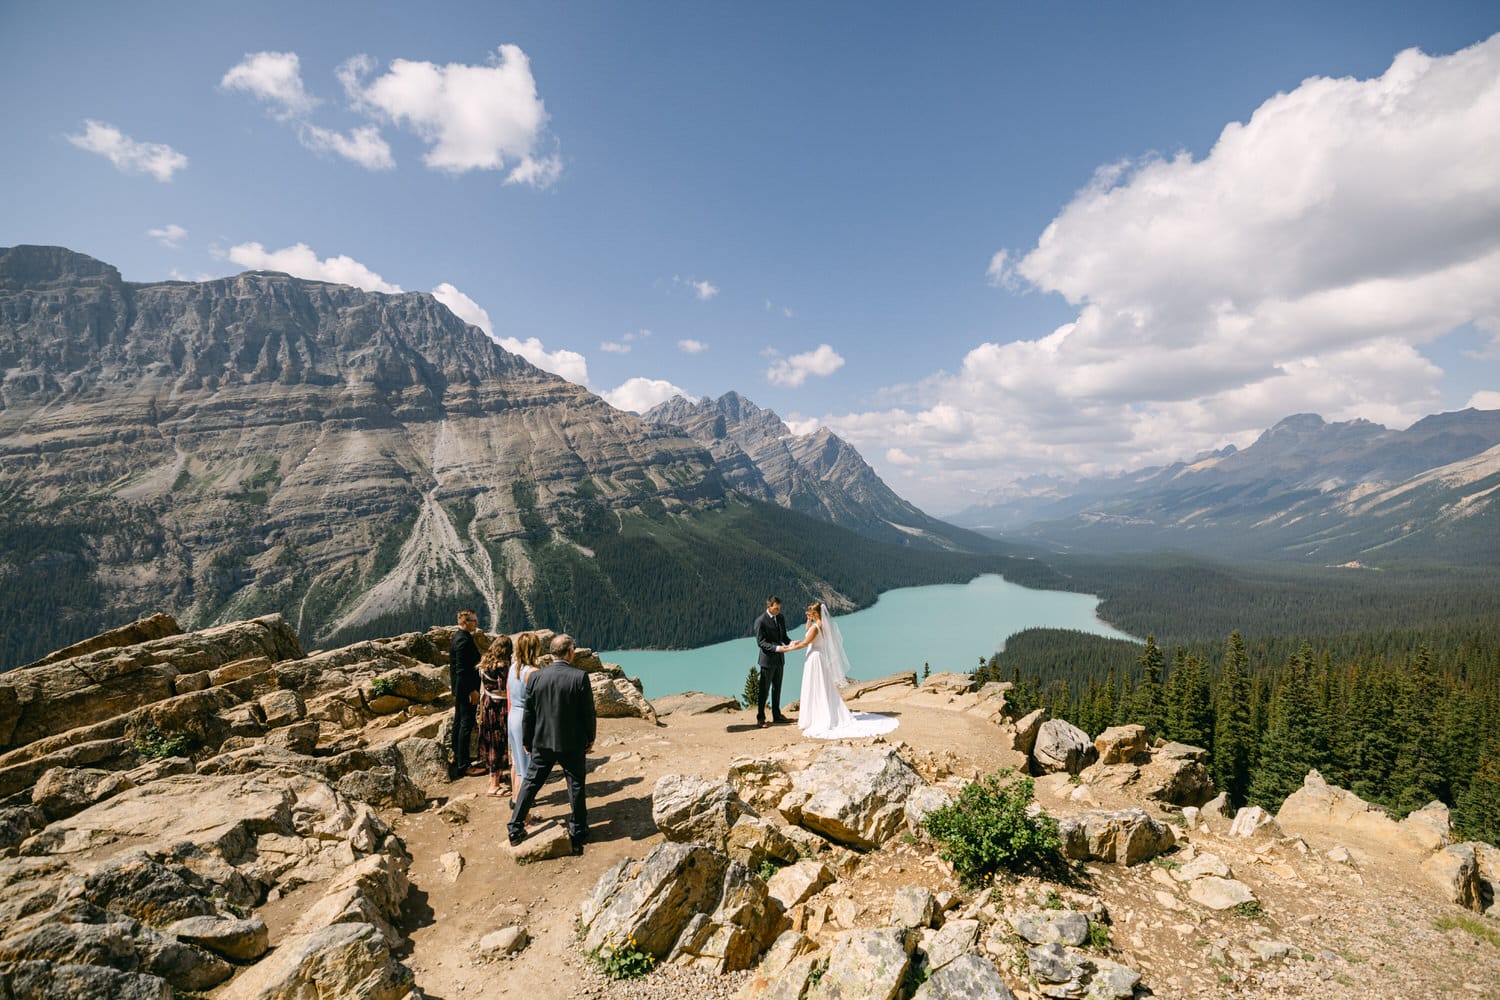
left=757, top=662, right=784, bottom=721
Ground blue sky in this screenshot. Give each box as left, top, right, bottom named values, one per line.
left=3, top=2, right=1498, bottom=513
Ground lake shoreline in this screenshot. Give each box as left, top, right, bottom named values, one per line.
left=603, top=573, right=1136, bottom=700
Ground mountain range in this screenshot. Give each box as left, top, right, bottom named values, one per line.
left=646, top=391, right=985, bottom=551
left=950, top=409, right=1500, bottom=564
left=0, top=246, right=1012, bottom=666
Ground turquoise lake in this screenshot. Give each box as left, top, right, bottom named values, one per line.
left=602, top=573, right=1137, bottom=700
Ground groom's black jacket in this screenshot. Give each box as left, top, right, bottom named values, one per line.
left=755, top=612, right=790, bottom=668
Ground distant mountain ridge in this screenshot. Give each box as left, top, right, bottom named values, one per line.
left=951, top=409, right=1500, bottom=564
left=646, top=391, right=986, bottom=550
left=0, top=246, right=1005, bottom=665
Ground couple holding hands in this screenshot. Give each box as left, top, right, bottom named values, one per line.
left=753, top=595, right=898, bottom=740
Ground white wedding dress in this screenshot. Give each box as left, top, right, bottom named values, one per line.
left=797, top=605, right=899, bottom=739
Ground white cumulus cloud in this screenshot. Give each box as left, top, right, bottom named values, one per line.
left=67, top=120, right=187, bottom=181
left=677, top=338, right=707, bottom=354
left=1468, top=390, right=1500, bottom=410
left=767, top=344, right=845, bottom=388
left=497, top=336, right=589, bottom=385
left=344, top=44, right=560, bottom=185
left=222, top=51, right=394, bottom=170
left=221, top=51, right=318, bottom=118
left=431, top=282, right=493, bottom=336
left=599, top=341, right=631, bottom=354
left=602, top=377, right=694, bottom=414
left=148, top=224, right=187, bottom=247
left=226, top=242, right=402, bottom=293
left=824, top=33, right=1500, bottom=506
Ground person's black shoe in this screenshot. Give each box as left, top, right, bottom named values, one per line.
left=772, top=714, right=790, bottom=724
left=508, top=830, right=526, bottom=847
left=569, top=836, right=585, bottom=855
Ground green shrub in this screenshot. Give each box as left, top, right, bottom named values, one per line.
left=133, top=724, right=193, bottom=760
left=742, top=666, right=759, bottom=709
left=922, top=769, right=1061, bottom=888
left=1087, top=920, right=1111, bottom=951
left=589, top=934, right=655, bottom=980
left=371, top=675, right=400, bottom=698
left=1233, top=900, right=1264, bottom=919
left=756, top=859, right=780, bottom=882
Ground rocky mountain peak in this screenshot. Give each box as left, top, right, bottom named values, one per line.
left=0, top=244, right=123, bottom=291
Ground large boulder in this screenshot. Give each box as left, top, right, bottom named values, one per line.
left=1058, top=809, right=1175, bottom=865
left=725, top=816, right=800, bottom=870
left=782, top=747, right=924, bottom=850
left=652, top=692, right=741, bottom=717
left=590, top=672, right=659, bottom=723
left=1139, top=743, right=1215, bottom=807
left=766, top=860, right=835, bottom=910
left=913, top=953, right=1016, bottom=1000
left=581, top=842, right=785, bottom=973
left=918, top=918, right=981, bottom=973
left=807, top=927, right=912, bottom=1000
left=654, top=773, right=757, bottom=845
left=1093, top=725, right=1147, bottom=765
left=668, top=861, right=789, bottom=973
left=289, top=849, right=412, bottom=946
left=167, top=915, right=270, bottom=962
left=0, top=960, right=174, bottom=999
left=218, top=921, right=414, bottom=1000
left=1276, top=770, right=1405, bottom=845
left=1422, top=843, right=1484, bottom=911
left=1010, top=910, right=1089, bottom=947
left=1229, top=806, right=1282, bottom=839
left=1398, top=801, right=1454, bottom=852
left=1026, top=942, right=1140, bottom=1000
left=1009, top=709, right=1046, bottom=756
left=1032, top=719, right=1097, bottom=775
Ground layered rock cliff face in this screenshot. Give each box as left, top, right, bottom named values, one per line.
left=0, top=246, right=726, bottom=655
left=647, top=391, right=981, bottom=550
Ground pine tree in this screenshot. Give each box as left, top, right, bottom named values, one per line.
left=1165, top=649, right=1212, bottom=749
left=1249, top=649, right=1329, bottom=810
left=1131, top=635, right=1165, bottom=739
left=1453, top=735, right=1500, bottom=845
left=1388, top=646, right=1447, bottom=814
left=1212, top=631, right=1255, bottom=808
left=741, top=666, right=759, bottom=709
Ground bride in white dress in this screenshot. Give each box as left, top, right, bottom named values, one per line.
left=785, top=602, right=898, bottom=739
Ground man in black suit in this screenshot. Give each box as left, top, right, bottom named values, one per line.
left=448, top=608, right=483, bottom=780
left=508, top=633, right=596, bottom=853
left=754, top=595, right=792, bottom=728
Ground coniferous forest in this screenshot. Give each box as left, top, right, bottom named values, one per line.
left=981, top=621, right=1500, bottom=846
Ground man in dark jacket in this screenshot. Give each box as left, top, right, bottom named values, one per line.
left=448, top=608, right=483, bottom=780
left=508, top=633, right=596, bottom=853
left=754, top=595, right=792, bottom=728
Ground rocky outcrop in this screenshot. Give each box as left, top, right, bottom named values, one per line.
left=1033, top=719, right=1098, bottom=775
left=581, top=842, right=787, bottom=973
left=1058, top=809, right=1176, bottom=865
left=653, top=773, right=757, bottom=846
left=1094, top=725, right=1148, bottom=765
left=779, top=747, right=924, bottom=850
left=0, top=614, right=303, bottom=754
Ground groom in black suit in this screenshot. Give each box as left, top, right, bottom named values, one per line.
left=754, top=595, right=792, bottom=728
